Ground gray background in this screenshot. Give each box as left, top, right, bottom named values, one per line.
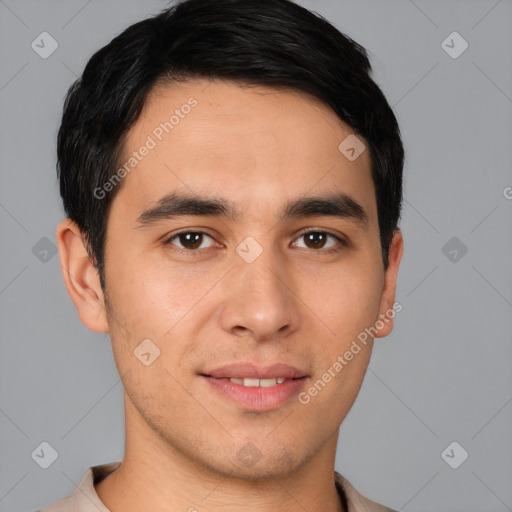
left=1, top=0, right=511, bottom=510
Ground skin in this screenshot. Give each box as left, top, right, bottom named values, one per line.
left=57, top=78, right=403, bottom=512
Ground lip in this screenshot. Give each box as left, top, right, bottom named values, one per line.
left=202, top=375, right=309, bottom=411
left=202, top=363, right=308, bottom=380
left=200, top=363, right=309, bottom=412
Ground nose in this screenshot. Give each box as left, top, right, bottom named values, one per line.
left=218, top=244, right=302, bottom=342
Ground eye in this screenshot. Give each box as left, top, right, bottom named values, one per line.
left=292, top=230, right=346, bottom=252
left=166, top=231, right=215, bottom=253
left=164, top=229, right=347, bottom=256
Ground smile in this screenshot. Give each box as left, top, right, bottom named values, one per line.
left=228, top=377, right=287, bottom=387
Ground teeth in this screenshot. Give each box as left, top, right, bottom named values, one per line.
left=229, top=377, right=288, bottom=387
left=260, top=378, right=278, bottom=388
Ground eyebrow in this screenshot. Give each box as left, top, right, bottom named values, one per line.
left=135, top=191, right=369, bottom=229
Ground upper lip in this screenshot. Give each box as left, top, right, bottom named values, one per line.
left=202, top=363, right=308, bottom=379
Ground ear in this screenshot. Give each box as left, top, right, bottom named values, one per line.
left=56, top=218, right=109, bottom=333
left=374, top=229, right=403, bottom=338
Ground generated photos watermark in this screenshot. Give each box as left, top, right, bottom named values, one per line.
left=298, top=301, right=403, bottom=405
left=93, top=97, right=198, bottom=200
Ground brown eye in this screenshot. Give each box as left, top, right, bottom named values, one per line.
left=294, top=231, right=342, bottom=251
left=167, top=232, right=215, bottom=252
left=303, top=232, right=328, bottom=249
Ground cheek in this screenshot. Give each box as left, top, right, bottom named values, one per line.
left=304, top=259, right=384, bottom=342
left=103, top=250, right=214, bottom=378
left=301, top=269, right=381, bottom=416
left=105, top=247, right=191, bottom=330
left=104, top=276, right=190, bottom=414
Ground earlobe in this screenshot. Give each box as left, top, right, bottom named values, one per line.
left=56, top=218, right=109, bottom=333
left=374, top=229, right=404, bottom=338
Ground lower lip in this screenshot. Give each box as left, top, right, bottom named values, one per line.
left=202, top=376, right=308, bottom=411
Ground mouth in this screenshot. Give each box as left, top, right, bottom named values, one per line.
left=224, top=376, right=288, bottom=387
left=200, top=366, right=309, bottom=412
left=202, top=376, right=304, bottom=387
left=202, top=362, right=308, bottom=380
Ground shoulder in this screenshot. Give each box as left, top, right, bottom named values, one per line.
left=335, top=471, right=398, bottom=512
left=38, top=462, right=121, bottom=512
left=38, top=494, right=82, bottom=512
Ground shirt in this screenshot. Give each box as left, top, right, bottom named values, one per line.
left=38, top=462, right=397, bottom=512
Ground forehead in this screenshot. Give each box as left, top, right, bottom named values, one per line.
left=115, top=78, right=376, bottom=224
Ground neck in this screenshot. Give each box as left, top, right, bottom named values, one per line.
left=95, top=396, right=345, bottom=512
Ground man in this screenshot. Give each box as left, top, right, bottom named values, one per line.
left=41, top=0, right=404, bottom=510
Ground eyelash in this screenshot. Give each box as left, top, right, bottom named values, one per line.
left=164, top=229, right=348, bottom=257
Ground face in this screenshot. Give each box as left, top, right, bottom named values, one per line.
left=64, top=78, right=402, bottom=480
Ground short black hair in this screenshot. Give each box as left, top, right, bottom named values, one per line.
left=57, top=0, right=404, bottom=289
